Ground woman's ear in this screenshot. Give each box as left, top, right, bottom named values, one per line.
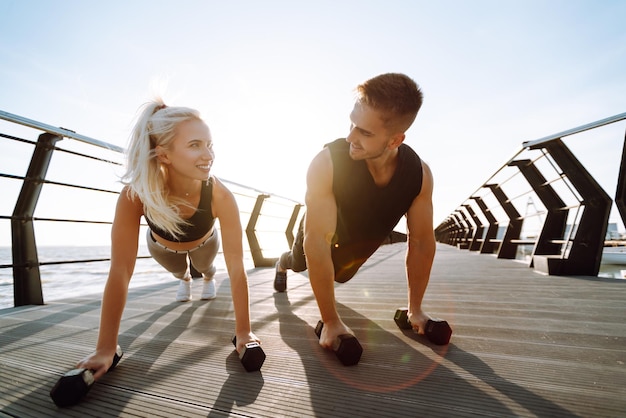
left=155, top=145, right=170, bottom=164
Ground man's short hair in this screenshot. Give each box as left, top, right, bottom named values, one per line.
left=356, top=73, right=423, bottom=133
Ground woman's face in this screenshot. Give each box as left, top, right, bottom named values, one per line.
left=158, top=119, right=214, bottom=181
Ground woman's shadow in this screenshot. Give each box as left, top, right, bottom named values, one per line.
left=97, top=278, right=264, bottom=415
left=206, top=351, right=265, bottom=417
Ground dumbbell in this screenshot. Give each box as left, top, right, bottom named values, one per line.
left=50, top=345, right=123, bottom=407
left=231, top=336, right=266, bottom=372
left=314, top=321, right=362, bottom=366
left=394, top=308, right=452, bottom=345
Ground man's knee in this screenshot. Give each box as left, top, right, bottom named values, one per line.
left=280, top=251, right=307, bottom=273
left=292, top=258, right=308, bottom=273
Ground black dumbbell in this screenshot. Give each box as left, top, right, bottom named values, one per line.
left=394, top=308, right=452, bottom=345
left=50, top=345, right=123, bottom=407
left=314, top=320, right=362, bottom=366
left=232, top=336, right=266, bottom=372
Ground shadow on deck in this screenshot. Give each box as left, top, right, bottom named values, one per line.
left=1, top=243, right=625, bottom=417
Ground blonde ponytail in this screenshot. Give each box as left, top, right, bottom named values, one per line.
left=122, top=100, right=202, bottom=239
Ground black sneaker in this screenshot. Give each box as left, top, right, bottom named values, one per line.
left=274, top=262, right=287, bottom=292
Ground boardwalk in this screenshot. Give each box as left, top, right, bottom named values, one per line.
left=1, top=243, right=625, bottom=417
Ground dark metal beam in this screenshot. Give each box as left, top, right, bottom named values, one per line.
left=471, top=196, right=499, bottom=254
left=12, top=132, right=62, bottom=306
left=529, top=139, right=612, bottom=275
left=508, top=159, right=567, bottom=266
left=246, top=194, right=278, bottom=268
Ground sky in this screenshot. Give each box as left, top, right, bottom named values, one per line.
left=1, top=0, right=625, bottom=246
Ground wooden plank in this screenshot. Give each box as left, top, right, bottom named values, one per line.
left=1, top=243, right=625, bottom=417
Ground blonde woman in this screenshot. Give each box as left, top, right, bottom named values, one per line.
left=78, top=101, right=260, bottom=379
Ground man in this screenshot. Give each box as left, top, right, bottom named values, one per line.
left=275, top=73, right=443, bottom=351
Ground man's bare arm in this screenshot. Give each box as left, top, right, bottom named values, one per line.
left=303, top=149, right=354, bottom=346
left=405, top=161, right=437, bottom=332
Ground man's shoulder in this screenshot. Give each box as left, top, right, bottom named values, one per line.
left=324, top=138, right=348, bottom=150
left=398, top=143, right=421, bottom=166
left=324, top=138, right=352, bottom=169
left=399, top=142, right=418, bottom=155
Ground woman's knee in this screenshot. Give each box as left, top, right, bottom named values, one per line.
left=188, top=235, right=219, bottom=276
left=146, top=233, right=188, bottom=276
left=191, top=262, right=216, bottom=278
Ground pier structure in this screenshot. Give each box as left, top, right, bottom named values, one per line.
left=1, top=242, right=625, bottom=417
left=435, top=112, right=626, bottom=277
left=0, top=110, right=625, bottom=416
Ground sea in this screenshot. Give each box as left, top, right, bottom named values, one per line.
left=0, top=245, right=243, bottom=311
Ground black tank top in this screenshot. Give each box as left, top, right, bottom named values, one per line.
left=145, top=177, right=215, bottom=242
left=326, top=138, right=423, bottom=280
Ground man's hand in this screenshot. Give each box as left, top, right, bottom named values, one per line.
left=315, top=318, right=362, bottom=366
left=316, top=318, right=354, bottom=349
left=408, top=308, right=432, bottom=335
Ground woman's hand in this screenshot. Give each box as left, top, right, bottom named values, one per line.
left=75, top=348, right=117, bottom=381
left=234, top=331, right=261, bottom=353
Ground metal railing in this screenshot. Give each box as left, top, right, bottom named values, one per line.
left=0, top=110, right=303, bottom=307
left=435, top=112, right=626, bottom=276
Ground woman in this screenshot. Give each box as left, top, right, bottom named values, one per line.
left=78, top=101, right=260, bottom=379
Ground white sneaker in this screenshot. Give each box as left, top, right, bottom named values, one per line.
left=201, top=279, right=216, bottom=300
left=176, top=279, right=192, bottom=302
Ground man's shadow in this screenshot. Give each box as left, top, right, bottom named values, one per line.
left=398, top=328, right=576, bottom=417
left=273, top=290, right=575, bottom=417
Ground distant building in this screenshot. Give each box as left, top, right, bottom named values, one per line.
left=606, top=222, right=624, bottom=240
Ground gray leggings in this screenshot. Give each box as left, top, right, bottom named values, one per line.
left=146, top=229, right=219, bottom=280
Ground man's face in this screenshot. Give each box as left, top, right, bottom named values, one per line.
left=346, top=102, right=393, bottom=161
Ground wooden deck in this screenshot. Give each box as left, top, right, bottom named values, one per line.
left=1, top=243, right=625, bottom=417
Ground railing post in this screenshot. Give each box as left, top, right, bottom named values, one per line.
left=472, top=196, right=499, bottom=254
left=455, top=208, right=473, bottom=249
left=246, top=194, right=278, bottom=268
left=615, top=130, right=626, bottom=226
left=486, top=184, right=523, bottom=259
left=12, top=132, right=62, bottom=306
left=450, top=213, right=463, bottom=246
left=444, top=214, right=458, bottom=246
left=463, top=204, right=484, bottom=251
left=508, top=159, right=567, bottom=266
left=285, top=203, right=303, bottom=249
left=435, top=216, right=457, bottom=244
left=529, top=139, right=612, bottom=275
